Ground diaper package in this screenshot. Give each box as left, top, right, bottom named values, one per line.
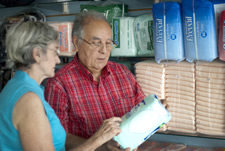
left=80, top=3, right=128, bottom=26
left=111, top=17, right=137, bottom=56
left=219, top=10, right=225, bottom=61
left=182, top=0, right=218, bottom=62
left=134, top=13, right=154, bottom=56
left=48, top=22, right=76, bottom=56
left=113, top=94, right=171, bottom=150
left=153, top=2, right=184, bottom=63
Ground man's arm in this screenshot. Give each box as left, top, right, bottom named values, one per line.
left=67, top=117, right=122, bottom=151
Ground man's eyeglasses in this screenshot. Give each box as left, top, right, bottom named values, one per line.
left=78, top=37, right=117, bottom=50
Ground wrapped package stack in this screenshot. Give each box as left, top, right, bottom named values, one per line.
left=196, top=60, right=225, bottom=136
left=135, top=60, right=165, bottom=100
left=165, top=61, right=196, bottom=134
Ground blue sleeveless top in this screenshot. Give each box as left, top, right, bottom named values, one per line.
left=0, top=70, right=66, bottom=151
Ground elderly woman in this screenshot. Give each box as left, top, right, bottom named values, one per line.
left=0, top=21, right=121, bottom=151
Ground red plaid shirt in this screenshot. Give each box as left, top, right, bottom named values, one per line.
left=44, top=55, right=145, bottom=139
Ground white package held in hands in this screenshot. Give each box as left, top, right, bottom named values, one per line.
left=113, top=94, right=171, bottom=150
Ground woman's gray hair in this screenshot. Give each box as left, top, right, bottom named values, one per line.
left=6, top=21, right=58, bottom=69
left=72, top=11, right=109, bottom=40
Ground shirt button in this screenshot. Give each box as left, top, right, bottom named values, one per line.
left=105, top=101, right=107, bottom=104
left=118, top=102, right=121, bottom=104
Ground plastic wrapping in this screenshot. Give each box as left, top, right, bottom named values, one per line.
left=111, top=17, right=137, bottom=56
left=133, top=13, right=154, bottom=56
left=195, top=60, right=225, bottom=136
left=153, top=2, right=184, bottom=63
left=135, top=60, right=165, bottom=99
left=182, top=0, right=218, bottom=62
left=165, top=61, right=196, bottom=134
left=48, top=22, right=76, bottom=56
left=218, top=10, right=225, bottom=61
left=113, top=94, right=171, bottom=150
left=80, top=2, right=128, bottom=26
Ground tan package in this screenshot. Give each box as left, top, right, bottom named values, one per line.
left=169, top=106, right=195, bottom=116
left=196, top=110, right=225, bottom=119
left=197, top=99, right=225, bottom=109
left=196, top=95, right=225, bottom=105
left=135, top=60, right=164, bottom=68
left=196, top=90, right=225, bottom=100
left=164, top=61, right=195, bottom=67
left=196, top=114, right=225, bottom=124
left=169, top=102, right=195, bottom=111
left=196, top=81, right=225, bottom=89
left=170, top=111, right=195, bottom=120
left=142, top=88, right=164, bottom=99
left=168, top=121, right=195, bottom=130
left=196, top=77, right=225, bottom=85
left=196, top=70, right=225, bottom=79
left=196, top=86, right=225, bottom=95
left=166, top=74, right=195, bottom=82
left=165, top=66, right=195, bottom=72
left=138, top=83, right=163, bottom=94
left=135, top=65, right=164, bottom=73
left=136, top=69, right=165, bottom=79
left=166, top=70, right=195, bottom=78
left=196, top=66, right=225, bottom=74
left=166, top=79, right=195, bottom=88
left=196, top=119, right=225, bottom=129
left=48, top=22, right=76, bottom=56
left=170, top=116, right=195, bottom=125
left=166, top=84, right=195, bottom=93
left=137, top=78, right=163, bottom=89
left=166, top=89, right=195, bottom=97
left=196, top=60, right=225, bottom=67
left=167, top=98, right=195, bottom=106
left=196, top=105, right=225, bottom=114
left=166, top=93, right=195, bottom=102
left=168, top=127, right=196, bottom=134
left=136, top=74, right=164, bottom=84
left=197, top=125, right=225, bottom=134
left=197, top=128, right=225, bottom=136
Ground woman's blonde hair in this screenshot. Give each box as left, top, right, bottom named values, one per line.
left=6, top=21, right=58, bottom=69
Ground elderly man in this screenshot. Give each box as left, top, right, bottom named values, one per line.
left=45, top=11, right=145, bottom=151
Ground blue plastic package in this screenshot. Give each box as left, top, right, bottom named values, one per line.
left=153, top=2, right=184, bottom=64
left=113, top=94, right=171, bottom=150
left=182, top=0, right=218, bottom=62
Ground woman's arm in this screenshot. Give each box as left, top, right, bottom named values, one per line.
left=13, top=92, right=55, bottom=151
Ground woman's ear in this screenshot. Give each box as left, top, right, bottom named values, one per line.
left=72, top=36, right=79, bottom=52
left=33, top=47, right=41, bottom=63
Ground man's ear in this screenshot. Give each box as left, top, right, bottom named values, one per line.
left=33, top=47, right=41, bottom=63
left=72, top=36, right=79, bottom=52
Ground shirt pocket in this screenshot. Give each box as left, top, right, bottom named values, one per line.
left=109, top=85, right=136, bottom=117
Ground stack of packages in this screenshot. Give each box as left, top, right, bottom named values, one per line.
left=135, top=60, right=165, bottom=100
left=196, top=61, right=225, bottom=136
left=165, top=61, right=196, bottom=134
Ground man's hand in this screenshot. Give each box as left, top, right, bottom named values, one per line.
left=91, top=117, right=122, bottom=147
left=160, top=99, right=169, bottom=109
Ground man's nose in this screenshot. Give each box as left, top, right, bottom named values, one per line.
left=99, top=43, right=108, bottom=54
